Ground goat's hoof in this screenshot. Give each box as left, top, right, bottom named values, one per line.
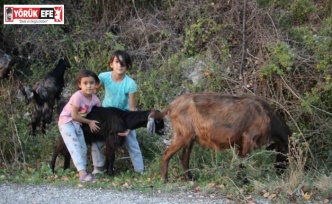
left=106, top=171, right=115, bottom=177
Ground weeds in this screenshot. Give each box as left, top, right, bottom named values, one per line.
left=1, top=0, right=332, bottom=203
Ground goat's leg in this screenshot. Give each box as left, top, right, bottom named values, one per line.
left=275, top=143, right=289, bottom=175
left=63, top=151, right=71, bottom=170
left=106, top=150, right=115, bottom=176
left=42, top=103, right=54, bottom=134
left=161, top=134, right=187, bottom=183
left=50, top=153, right=58, bottom=173
left=266, top=142, right=288, bottom=175
left=31, top=103, right=43, bottom=136
left=104, top=139, right=116, bottom=176
left=180, top=140, right=194, bottom=181
left=50, top=137, right=70, bottom=173
left=41, top=120, right=47, bottom=134
left=31, top=116, right=41, bottom=136
left=236, top=133, right=256, bottom=184
left=266, top=143, right=277, bottom=151
left=50, top=138, right=62, bottom=173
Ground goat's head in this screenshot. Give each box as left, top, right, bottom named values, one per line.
left=0, top=49, right=12, bottom=79
left=147, top=110, right=165, bottom=136
left=60, top=56, right=71, bottom=69
left=18, top=82, right=34, bottom=104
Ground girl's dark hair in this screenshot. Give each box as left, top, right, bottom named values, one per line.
left=76, top=69, right=99, bottom=90
left=109, top=50, right=132, bottom=70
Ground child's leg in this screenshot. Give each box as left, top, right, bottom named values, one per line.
left=125, top=130, right=144, bottom=173
left=91, top=141, right=105, bottom=171
left=59, top=122, right=88, bottom=172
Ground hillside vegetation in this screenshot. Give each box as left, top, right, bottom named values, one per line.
left=1, top=0, right=332, bottom=202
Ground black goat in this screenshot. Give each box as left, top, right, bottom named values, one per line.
left=20, top=57, right=70, bottom=136
left=50, top=106, right=165, bottom=176
left=0, top=49, right=13, bottom=79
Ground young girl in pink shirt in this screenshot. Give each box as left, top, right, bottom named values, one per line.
left=58, top=69, right=101, bottom=182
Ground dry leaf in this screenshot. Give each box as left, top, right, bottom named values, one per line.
left=302, top=192, right=311, bottom=200
left=47, top=175, right=58, bottom=180
left=207, top=182, right=216, bottom=188
left=101, top=178, right=110, bottom=182
left=245, top=195, right=252, bottom=201
left=323, top=198, right=329, bottom=204
left=301, top=185, right=309, bottom=193
left=61, top=176, right=69, bottom=181
left=247, top=201, right=256, bottom=204
left=216, top=184, right=224, bottom=190
left=77, top=184, right=84, bottom=188
left=263, top=192, right=270, bottom=198
left=172, top=168, right=179, bottom=176
left=122, top=182, right=131, bottom=188
left=268, top=194, right=276, bottom=200
left=150, top=173, right=156, bottom=180
left=287, top=189, right=293, bottom=195
left=239, top=188, right=244, bottom=194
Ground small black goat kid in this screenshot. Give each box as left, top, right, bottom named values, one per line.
left=50, top=106, right=165, bottom=176
left=20, top=57, right=70, bottom=136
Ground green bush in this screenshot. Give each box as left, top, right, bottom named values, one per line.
left=1, top=0, right=332, bottom=201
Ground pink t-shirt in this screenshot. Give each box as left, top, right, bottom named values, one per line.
left=58, top=90, right=101, bottom=125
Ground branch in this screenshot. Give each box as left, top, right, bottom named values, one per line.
left=240, top=0, right=247, bottom=78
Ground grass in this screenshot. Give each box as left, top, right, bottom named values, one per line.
left=1, top=1, right=332, bottom=203
left=1, top=129, right=331, bottom=203
left=1, top=73, right=331, bottom=203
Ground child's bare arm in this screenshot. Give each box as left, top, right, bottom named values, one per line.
left=70, top=105, right=100, bottom=132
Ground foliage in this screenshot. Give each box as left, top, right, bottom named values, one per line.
left=1, top=0, right=332, bottom=202
left=184, top=18, right=223, bottom=56
left=260, top=42, right=294, bottom=77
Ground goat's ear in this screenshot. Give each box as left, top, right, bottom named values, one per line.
left=32, top=90, right=43, bottom=104
left=62, top=56, right=70, bottom=67
left=147, top=116, right=155, bottom=137
left=26, top=88, right=33, bottom=105
left=150, top=109, right=165, bottom=120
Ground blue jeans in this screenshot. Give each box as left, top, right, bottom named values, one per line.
left=91, top=129, right=144, bottom=172
left=125, top=130, right=144, bottom=172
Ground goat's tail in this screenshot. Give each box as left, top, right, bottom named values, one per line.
left=57, top=98, right=68, bottom=115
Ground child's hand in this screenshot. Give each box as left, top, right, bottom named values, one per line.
left=118, top=129, right=130, bottom=137
left=89, top=120, right=100, bottom=132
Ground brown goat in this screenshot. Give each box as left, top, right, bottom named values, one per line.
left=161, top=93, right=291, bottom=182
